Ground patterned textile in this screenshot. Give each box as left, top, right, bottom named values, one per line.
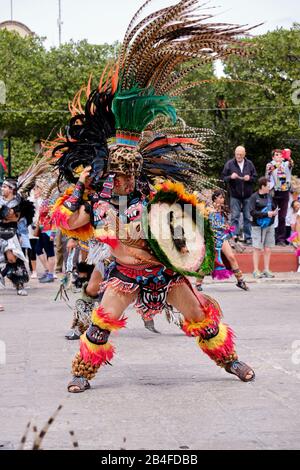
left=101, top=263, right=184, bottom=320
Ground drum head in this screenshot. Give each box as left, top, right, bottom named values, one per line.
left=147, top=201, right=205, bottom=274
left=143, top=182, right=215, bottom=277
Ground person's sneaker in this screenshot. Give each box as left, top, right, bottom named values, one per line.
left=39, top=273, right=54, bottom=283
left=262, top=270, right=275, bottom=279
left=17, top=288, right=28, bottom=296
left=38, top=272, right=49, bottom=280
left=244, top=239, right=252, bottom=246
left=276, top=242, right=286, bottom=247
left=30, top=272, right=38, bottom=279
left=253, top=271, right=263, bottom=279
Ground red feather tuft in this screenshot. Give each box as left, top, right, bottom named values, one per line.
left=80, top=341, right=115, bottom=366
left=93, top=306, right=127, bottom=330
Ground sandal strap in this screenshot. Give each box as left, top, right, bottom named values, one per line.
left=68, top=376, right=90, bottom=392
left=225, top=360, right=255, bottom=382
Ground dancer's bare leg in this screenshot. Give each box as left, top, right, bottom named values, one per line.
left=5, top=250, right=17, bottom=263
left=68, top=287, right=137, bottom=392
left=100, top=287, right=137, bottom=320
left=167, top=282, right=205, bottom=322
left=222, top=240, right=249, bottom=290
left=168, top=282, right=254, bottom=381
left=222, top=240, right=239, bottom=270
left=86, top=269, right=103, bottom=298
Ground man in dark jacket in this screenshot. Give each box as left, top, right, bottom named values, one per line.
left=221, top=146, right=257, bottom=244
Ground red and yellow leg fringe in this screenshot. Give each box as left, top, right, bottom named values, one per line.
left=182, top=297, right=237, bottom=368
left=79, top=306, right=127, bottom=369
left=198, top=324, right=237, bottom=368
left=182, top=301, right=222, bottom=338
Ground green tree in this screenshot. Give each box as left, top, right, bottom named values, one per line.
left=0, top=30, right=118, bottom=174
left=221, top=24, right=300, bottom=176
left=0, top=30, right=47, bottom=137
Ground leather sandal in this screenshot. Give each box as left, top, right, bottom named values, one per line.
left=67, top=376, right=90, bottom=393
left=225, top=360, right=255, bottom=382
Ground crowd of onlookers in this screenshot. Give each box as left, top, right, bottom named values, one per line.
left=221, top=146, right=300, bottom=278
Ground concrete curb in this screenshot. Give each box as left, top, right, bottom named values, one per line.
left=202, top=273, right=300, bottom=285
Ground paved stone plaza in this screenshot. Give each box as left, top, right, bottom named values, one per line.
left=1, top=276, right=300, bottom=450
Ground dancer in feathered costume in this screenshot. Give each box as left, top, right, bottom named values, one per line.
left=0, top=179, right=34, bottom=295
left=51, top=0, right=255, bottom=392
left=196, top=189, right=249, bottom=291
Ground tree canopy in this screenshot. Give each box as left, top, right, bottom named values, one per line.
left=0, top=25, right=299, bottom=179
left=0, top=30, right=117, bottom=138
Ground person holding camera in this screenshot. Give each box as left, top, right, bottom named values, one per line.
left=250, top=177, right=278, bottom=279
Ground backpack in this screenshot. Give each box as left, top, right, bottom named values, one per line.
left=256, top=195, right=272, bottom=229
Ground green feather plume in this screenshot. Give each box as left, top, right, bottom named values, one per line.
left=112, top=85, right=177, bottom=133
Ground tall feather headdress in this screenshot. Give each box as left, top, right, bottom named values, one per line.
left=53, top=0, right=255, bottom=190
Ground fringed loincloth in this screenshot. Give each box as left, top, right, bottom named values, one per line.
left=100, top=263, right=185, bottom=320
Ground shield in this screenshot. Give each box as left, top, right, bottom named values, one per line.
left=143, top=183, right=215, bottom=277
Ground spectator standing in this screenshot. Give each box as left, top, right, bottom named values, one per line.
left=27, top=185, right=44, bottom=279
left=250, top=177, right=278, bottom=279
left=221, top=146, right=257, bottom=244
left=34, top=183, right=56, bottom=283
left=266, top=149, right=294, bottom=246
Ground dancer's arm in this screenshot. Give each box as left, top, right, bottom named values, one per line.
left=51, top=167, right=94, bottom=239
left=64, top=167, right=91, bottom=229
left=67, top=204, right=90, bottom=229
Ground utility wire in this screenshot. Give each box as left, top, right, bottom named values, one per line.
left=0, top=105, right=299, bottom=114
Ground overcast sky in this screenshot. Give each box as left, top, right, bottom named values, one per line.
left=0, top=0, right=299, bottom=48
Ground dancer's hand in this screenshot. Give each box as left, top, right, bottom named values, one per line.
left=67, top=238, right=77, bottom=252
left=5, top=209, right=19, bottom=222
left=79, top=166, right=92, bottom=185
